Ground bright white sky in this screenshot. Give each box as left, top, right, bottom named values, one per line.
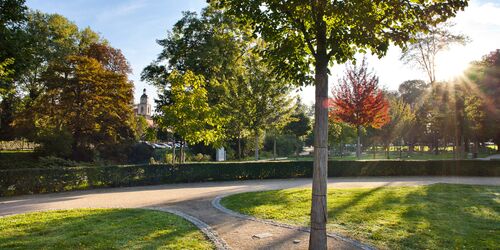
left=26, top=0, right=500, bottom=106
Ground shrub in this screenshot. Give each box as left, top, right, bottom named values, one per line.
left=203, top=154, right=211, bottom=161
left=1, top=160, right=498, bottom=196
left=164, top=153, right=173, bottom=163
left=193, top=153, right=204, bottom=162
left=0, top=152, right=38, bottom=169
left=95, top=143, right=134, bottom=164
left=152, top=148, right=168, bottom=162
left=264, top=134, right=300, bottom=156
left=149, top=157, right=157, bottom=164
left=34, top=129, right=73, bottom=158
left=192, top=153, right=211, bottom=162
left=128, top=143, right=154, bottom=163
left=39, top=156, right=78, bottom=168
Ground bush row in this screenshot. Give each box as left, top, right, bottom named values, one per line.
left=1, top=160, right=498, bottom=196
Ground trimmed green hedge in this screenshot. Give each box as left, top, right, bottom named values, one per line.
left=1, top=160, right=499, bottom=196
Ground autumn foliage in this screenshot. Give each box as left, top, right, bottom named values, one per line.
left=330, top=58, right=390, bottom=129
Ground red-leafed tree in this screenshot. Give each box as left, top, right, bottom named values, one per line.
left=330, top=58, right=390, bottom=158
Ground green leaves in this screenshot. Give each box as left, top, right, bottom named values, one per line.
left=217, top=0, right=468, bottom=84
left=34, top=55, right=135, bottom=160
left=158, top=70, right=226, bottom=147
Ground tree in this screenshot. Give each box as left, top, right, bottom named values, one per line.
left=142, top=7, right=250, bottom=155
left=330, top=58, right=390, bottom=158
left=223, top=72, right=252, bottom=159
left=35, top=55, right=135, bottom=160
left=284, top=99, right=312, bottom=158
left=135, top=116, right=149, bottom=141
left=397, top=79, right=428, bottom=153
left=217, top=0, right=468, bottom=247
left=85, top=42, right=130, bottom=75
left=141, top=8, right=245, bottom=98
left=463, top=95, right=486, bottom=157
left=401, top=22, right=468, bottom=84
left=285, top=98, right=311, bottom=138
left=400, top=24, right=469, bottom=157
left=0, top=58, right=14, bottom=90
left=243, top=51, right=294, bottom=160
left=0, top=0, right=27, bottom=138
left=377, top=97, right=415, bottom=158
left=398, top=80, right=428, bottom=109
left=6, top=11, right=103, bottom=140
left=463, top=50, right=500, bottom=152
left=328, top=119, right=355, bottom=158
left=156, top=70, right=226, bottom=162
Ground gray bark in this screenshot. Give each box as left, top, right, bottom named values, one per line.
left=273, top=133, right=277, bottom=160
left=237, top=134, right=242, bottom=160
left=356, top=126, right=362, bottom=159
left=472, top=139, right=479, bottom=158
left=172, top=135, right=176, bottom=164
left=254, top=131, right=259, bottom=160
left=309, top=55, right=328, bottom=249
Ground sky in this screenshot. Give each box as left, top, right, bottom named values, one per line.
left=26, top=0, right=500, bottom=106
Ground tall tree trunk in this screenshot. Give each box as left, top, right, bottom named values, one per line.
left=237, top=133, right=242, bottom=160
left=356, top=126, right=362, bottom=159
left=408, top=141, right=414, bottom=155
left=180, top=141, right=185, bottom=163
left=434, top=134, right=439, bottom=155
left=339, top=139, right=343, bottom=158
left=295, top=136, right=300, bottom=160
left=472, top=139, right=479, bottom=159
left=309, top=49, right=328, bottom=250
left=254, top=131, right=259, bottom=161
left=172, top=135, right=176, bottom=164
left=273, top=133, right=277, bottom=160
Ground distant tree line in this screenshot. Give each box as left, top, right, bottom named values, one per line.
left=143, top=5, right=499, bottom=162
left=328, top=50, right=500, bottom=159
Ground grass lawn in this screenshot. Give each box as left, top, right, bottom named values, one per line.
left=0, top=209, right=214, bottom=250
left=221, top=184, right=500, bottom=249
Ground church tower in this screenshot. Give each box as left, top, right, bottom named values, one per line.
left=136, top=88, right=151, bottom=119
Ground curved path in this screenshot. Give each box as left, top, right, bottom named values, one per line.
left=1, top=177, right=498, bottom=249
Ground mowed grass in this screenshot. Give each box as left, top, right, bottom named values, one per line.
left=221, top=184, right=500, bottom=249
left=0, top=209, right=214, bottom=250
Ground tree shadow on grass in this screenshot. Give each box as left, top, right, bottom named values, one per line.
left=0, top=209, right=213, bottom=250
left=331, top=184, right=500, bottom=249
left=394, top=184, right=499, bottom=249
left=223, top=184, right=499, bottom=249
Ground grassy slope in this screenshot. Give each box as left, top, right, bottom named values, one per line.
left=221, top=184, right=500, bottom=249
left=0, top=209, right=214, bottom=250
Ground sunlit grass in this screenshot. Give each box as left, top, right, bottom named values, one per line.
left=0, top=209, right=214, bottom=250
left=221, top=184, right=500, bottom=249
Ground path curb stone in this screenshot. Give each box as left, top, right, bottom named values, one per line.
left=148, top=207, right=231, bottom=250
left=212, top=195, right=376, bottom=250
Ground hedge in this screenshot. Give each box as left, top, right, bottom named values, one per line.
left=1, top=160, right=499, bottom=196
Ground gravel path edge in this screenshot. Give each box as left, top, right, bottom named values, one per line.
left=212, top=194, right=375, bottom=250
left=147, top=207, right=231, bottom=250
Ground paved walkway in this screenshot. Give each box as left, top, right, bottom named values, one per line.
left=1, top=177, right=498, bottom=249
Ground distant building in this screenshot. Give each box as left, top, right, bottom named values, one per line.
left=134, top=88, right=154, bottom=127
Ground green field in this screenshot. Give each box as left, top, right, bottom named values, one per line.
left=221, top=184, right=500, bottom=249
left=0, top=209, right=214, bottom=250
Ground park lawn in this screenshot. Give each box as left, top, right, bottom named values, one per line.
left=221, top=184, right=500, bottom=249
left=0, top=209, right=214, bottom=250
